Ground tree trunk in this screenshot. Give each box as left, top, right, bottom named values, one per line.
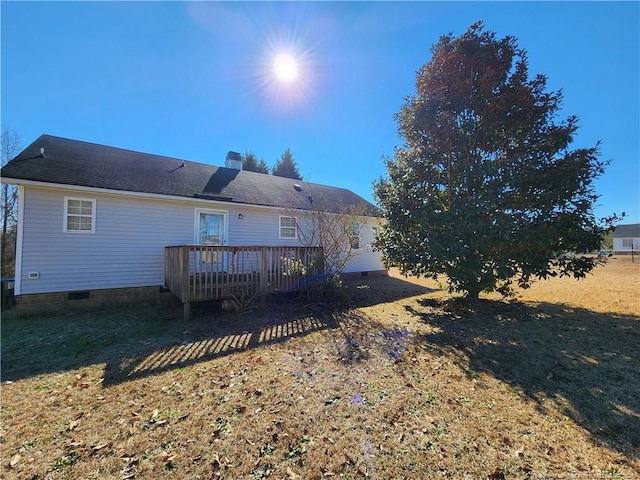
left=465, top=285, right=482, bottom=301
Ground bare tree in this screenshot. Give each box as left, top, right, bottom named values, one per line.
left=285, top=189, right=371, bottom=285
left=1, top=127, right=21, bottom=276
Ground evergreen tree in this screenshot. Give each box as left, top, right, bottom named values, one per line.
left=255, top=158, right=269, bottom=174
left=242, top=151, right=259, bottom=172
left=272, top=148, right=302, bottom=180
left=242, top=151, right=269, bottom=174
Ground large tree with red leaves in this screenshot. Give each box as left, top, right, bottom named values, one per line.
left=374, top=22, right=617, bottom=299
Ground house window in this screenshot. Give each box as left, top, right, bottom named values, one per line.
left=64, top=197, right=96, bottom=233
left=279, top=216, right=297, bottom=239
left=622, top=238, right=634, bottom=248
left=350, top=223, right=361, bottom=249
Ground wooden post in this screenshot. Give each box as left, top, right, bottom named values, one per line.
left=260, top=247, right=268, bottom=293
left=257, top=247, right=268, bottom=307
left=182, top=245, right=191, bottom=320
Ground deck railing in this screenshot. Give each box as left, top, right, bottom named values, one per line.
left=164, top=245, right=324, bottom=319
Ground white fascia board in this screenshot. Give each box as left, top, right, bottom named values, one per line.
left=4, top=178, right=380, bottom=219
left=3, top=178, right=270, bottom=212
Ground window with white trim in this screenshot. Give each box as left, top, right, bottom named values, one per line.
left=279, top=216, right=297, bottom=239
left=622, top=238, right=634, bottom=248
left=64, top=197, right=96, bottom=233
left=350, top=223, right=361, bottom=249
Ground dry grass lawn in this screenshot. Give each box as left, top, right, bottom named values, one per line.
left=1, top=256, right=639, bottom=479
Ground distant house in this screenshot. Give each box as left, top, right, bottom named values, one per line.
left=0, top=135, right=385, bottom=313
left=612, top=223, right=640, bottom=254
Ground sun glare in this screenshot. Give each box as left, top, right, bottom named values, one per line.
left=273, top=53, right=299, bottom=82
left=250, top=42, right=318, bottom=114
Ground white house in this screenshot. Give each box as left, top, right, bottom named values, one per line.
left=0, top=135, right=385, bottom=312
left=612, top=223, right=640, bottom=254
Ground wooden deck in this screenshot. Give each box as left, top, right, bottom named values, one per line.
left=164, top=245, right=323, bottom=319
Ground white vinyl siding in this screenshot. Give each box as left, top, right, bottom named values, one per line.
left=341, top=218, right=384, bottom=274
left=64, top=197, right=95, bottom=233
left=20, top=188, right=196, bottom=294
left=279, top=216, right=297, bottom=239
left=16, top=186, right=385, bottom=295
left=350, top=223, right=361, bottom=250
left=613, top=237, right=639, bottom=252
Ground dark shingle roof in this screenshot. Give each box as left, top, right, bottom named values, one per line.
left=613, top=224, right=640, bottom=238
left=1, top=134, right=377, bottom=216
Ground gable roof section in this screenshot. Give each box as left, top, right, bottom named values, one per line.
left=1, top=134, right=378, bottom=216
left=613, top=223, right=640, bottom=238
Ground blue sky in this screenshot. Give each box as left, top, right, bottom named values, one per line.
left=2, top=1, right=639, bottom=223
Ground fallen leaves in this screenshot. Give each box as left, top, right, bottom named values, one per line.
left=9, top=453, right=21, bottom=467
left=2, top=263, right=639, bottom=479
left=67, top=419, right=81, bottom=431
left=146, top=408, right=169, bottom=426
left=68, top=412, right=84, bottom=431
left=66, top=440, right=84, bottom=451
left=211, top=453, right=234, bottom=476
left=159, top=451, right=177, bottom=464
left=488, top=468, right=506, bottom=479
left=286, top=466, right=300, bottom=479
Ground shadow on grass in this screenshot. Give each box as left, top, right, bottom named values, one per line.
left=0, top=275, right=429, bottom=386
left=1, top=302, right=337, bottom=386
left=103, top=303, right=343, bottom=385
left=411, top=298, right=640, bottom=460
left=343, top=273, right=435, bottom=308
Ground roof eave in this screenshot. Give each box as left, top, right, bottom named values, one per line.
left=8, top=178, right=380, bottom=217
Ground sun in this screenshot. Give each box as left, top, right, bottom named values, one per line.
left=252, top=43, right=317, bottom=114
left=273, top=53, right=299, bottom=82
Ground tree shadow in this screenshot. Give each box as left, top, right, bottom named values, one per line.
left=411, top=298, right=640, bottom=460
left=341, top=274, right=436, bottom=308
